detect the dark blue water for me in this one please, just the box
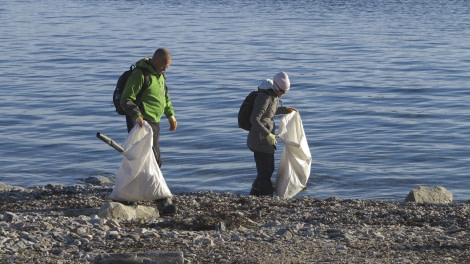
[0,0,469,201]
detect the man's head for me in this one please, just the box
[273,72,290,97]
[151,48,172,74]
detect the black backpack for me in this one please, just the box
[113,64,149,115]
[238,90,261,131]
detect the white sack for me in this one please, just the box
[275,112,312,199]
[110,122,172,202]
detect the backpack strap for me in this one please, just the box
[133,68,150,108]
[140,68,150,92]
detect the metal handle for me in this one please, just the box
[96,132,125,153]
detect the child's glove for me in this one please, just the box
[266,133,277,145]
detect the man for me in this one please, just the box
[247,72,296,197]
[120,48,177,168]
[120,48,177,213]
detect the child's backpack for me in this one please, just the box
[113,64,149,115]
[238,90,261,131]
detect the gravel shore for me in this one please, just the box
[1,184,469,263]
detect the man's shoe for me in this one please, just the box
[155,198,176,215]
[161,204,177,215]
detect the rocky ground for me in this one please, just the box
[0,184,469,263]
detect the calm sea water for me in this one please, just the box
[1,0,469,201]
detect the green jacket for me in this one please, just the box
[120,58,175,122]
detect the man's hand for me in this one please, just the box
[286,107,297,114]
[168,116,177,132]
[136,116,144,127]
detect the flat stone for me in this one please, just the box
[64,208,100,217]
[98,202,159,220]
[93,251,184,264]
[82,176,114,186]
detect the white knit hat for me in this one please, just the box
[258,79,273,89]
[273,72,290,92]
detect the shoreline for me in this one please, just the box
[1,184,469,263]
[3,178,468,204]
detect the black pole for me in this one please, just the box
[96,132,125,153]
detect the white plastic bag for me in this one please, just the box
[110,121,172,201]
[275,112,312,199]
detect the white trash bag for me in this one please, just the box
[276,111,312,199]
[110,121,172,201]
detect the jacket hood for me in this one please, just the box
[135,57,157,75]
[257,87,277,97]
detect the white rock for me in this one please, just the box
[405,186,453,204]
[98,202,159,220]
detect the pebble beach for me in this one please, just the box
[1,183,469,263]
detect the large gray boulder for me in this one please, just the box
[0,182,26,192]
[405,186,453,204]
[98,202,159,220]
